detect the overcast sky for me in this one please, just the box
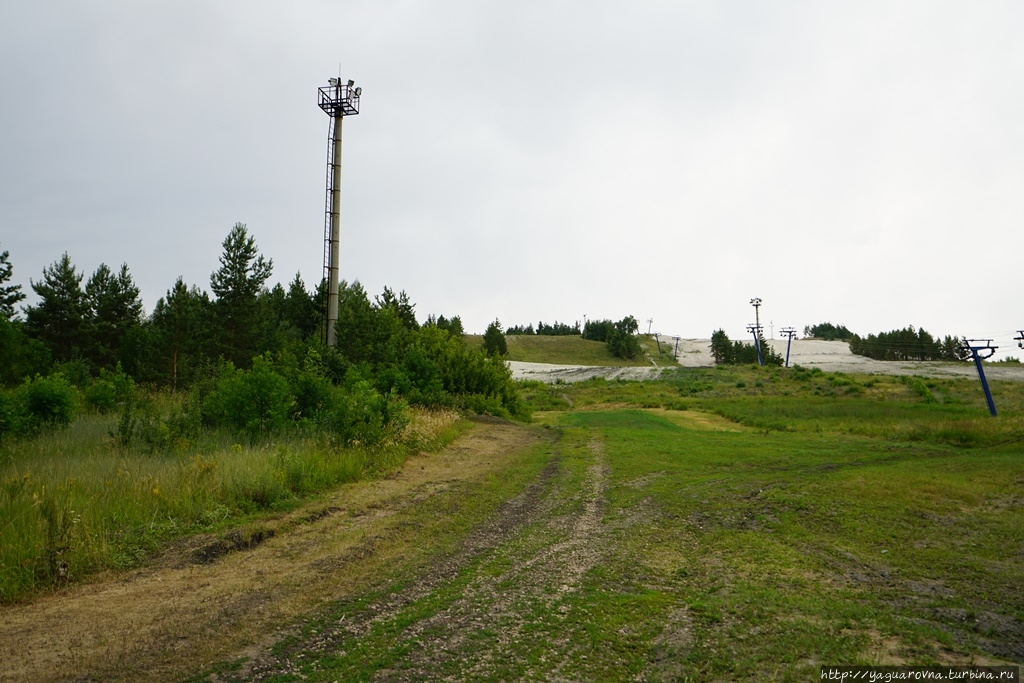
[2,1,1022,355]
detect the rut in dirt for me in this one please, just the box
[232,430,612,682]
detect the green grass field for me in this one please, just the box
[188,365,1023,680]
[464,333,657,366]
[5,352,1024,679]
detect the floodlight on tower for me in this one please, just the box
[317,76,362,345]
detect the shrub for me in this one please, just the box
[84,378,118,413]
[214,356,293,436]
[325,380,407,446]
[290,369,334,423]
[21,374,78,429]
[0,390,18,437]
[84,366,135,414]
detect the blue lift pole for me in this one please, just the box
[780,327,797,368]
[747,324,764,366]
[961,339,998,417]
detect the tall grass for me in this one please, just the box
[0,407,462,603]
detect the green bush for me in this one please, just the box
[290,369,334,423]
[84,366,135,414]
[0,390,17,437]
[213,356,293,436]
[21,374,78,429]
[325,380,407,447]
[84,378,118,413]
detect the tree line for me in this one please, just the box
[506,320,580,336]
[848,326,964,362]
[583,317,642,360]
[803,322,853,340]
[0,226,526,439]
[710,329,784,366]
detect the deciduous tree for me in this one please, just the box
[607,316,641,359]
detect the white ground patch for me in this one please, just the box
[509,339,1024,383]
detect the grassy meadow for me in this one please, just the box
[187,364,1024,680]
[4,352,1024,679]
[0,404,465,603]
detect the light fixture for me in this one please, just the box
[328,77,339,86]
[347,79,355,87]
[354,87,362,96]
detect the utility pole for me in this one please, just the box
[959,339,998,416]
[318,76,362,346]
[746,323,764,366]
[779,327,797,368]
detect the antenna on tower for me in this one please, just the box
[317,74,362,346]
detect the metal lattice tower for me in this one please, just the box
[318,77,361,345]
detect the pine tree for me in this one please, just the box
[483,319,507,356]
[152,277,211,390]
[376,287,419,330]
[0,245,26,320]
[283,272,319,340]
[85,263,143,368]
[24,253,89,362]
[210,223,273,366]
[335,280,382,365]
